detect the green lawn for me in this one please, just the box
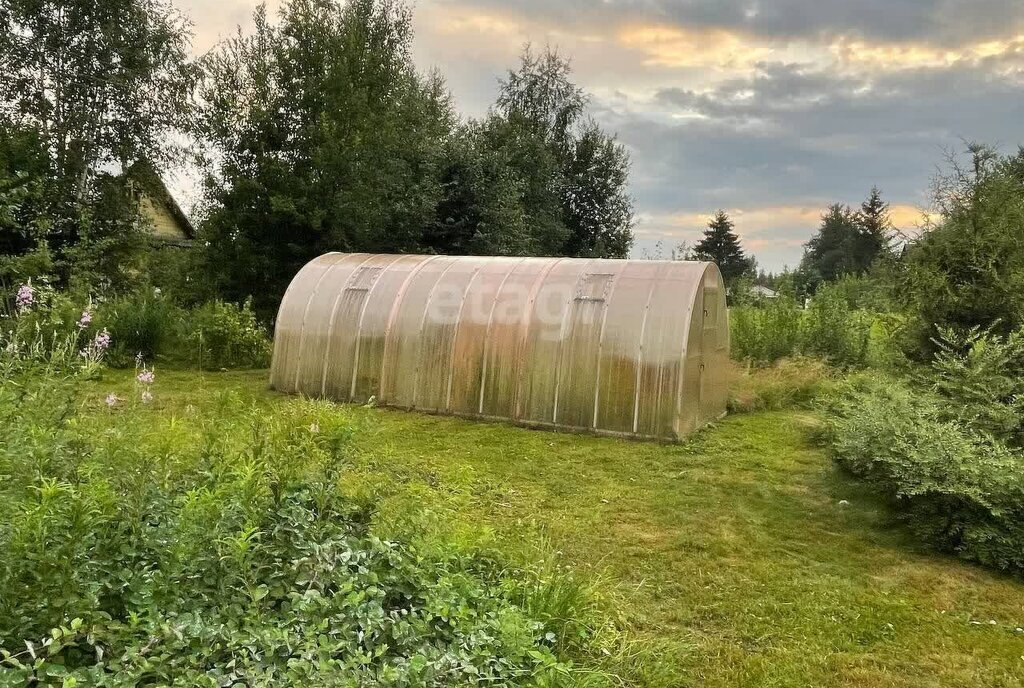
[92,367,1024,687]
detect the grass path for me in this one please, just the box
[99,368,1024,687]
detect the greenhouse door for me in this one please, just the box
[699,279,722,419]
[555,272,614,428]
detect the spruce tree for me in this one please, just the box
[855,186,891,260]
[691,210,752,283]
[797,204,859,293]
[797,188,891,294]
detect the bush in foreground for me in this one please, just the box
[0,331,601,686]
[822,327,1024,574]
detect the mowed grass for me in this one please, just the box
[90,367,1024,687]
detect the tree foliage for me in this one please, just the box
[0,0,196,288]
[200,23,635,316]
[398,42,637,261]
[560,120,634,258]
[491,46,634,258]
[0,0,195,183]
[198,0,451,315]
[902,145,1024,355]
[0,122,50,270]
[798,188,892,294]
[424,122,530,255]
[691,210,752,284]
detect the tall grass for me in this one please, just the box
[730,298,803,364]
[97,290,181,365]
[95,292,271,369]
[727,358,831,413]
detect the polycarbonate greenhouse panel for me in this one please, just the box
[271,253,729,441]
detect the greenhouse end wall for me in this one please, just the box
[270,253,729,441]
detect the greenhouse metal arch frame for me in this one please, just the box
[270,253,729,441]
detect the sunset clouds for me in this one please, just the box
[173,0,1024,269]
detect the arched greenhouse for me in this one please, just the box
[270,253,729,440]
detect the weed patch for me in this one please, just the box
[0,350,608,686]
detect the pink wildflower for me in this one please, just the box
[137,369,155,384]
[105,393,119,407]
[93,329,111,351]
[80,329,112,361]
[77,309,93,328]
[15,284,34,311]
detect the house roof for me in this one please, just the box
[121,161,195,239]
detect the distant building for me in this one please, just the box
[751,285,778,299]
[121,161,195,246]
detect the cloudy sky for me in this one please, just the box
[173,0,1024,270]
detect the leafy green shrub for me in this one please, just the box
[730,283,880,368]
[864,312,910,370]
[0,361,597,684]
[926,325,1024,446]
[97,290,183,366]
[823,325,1024,575]
[809,273,887,311]
[798,283,872,366]
[730,297,802,364]
[823,375,1024,574]
[94,294,270,369]
[186,298,271,369]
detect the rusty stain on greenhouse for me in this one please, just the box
[270,253,729,441]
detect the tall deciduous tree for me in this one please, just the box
[692,210,752,284]
[490,46,634,258]
[199,0,452,315]
[0,122,49,257]
[561,121,634,258]
[425,122,529,256]
[1,0,195,189]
